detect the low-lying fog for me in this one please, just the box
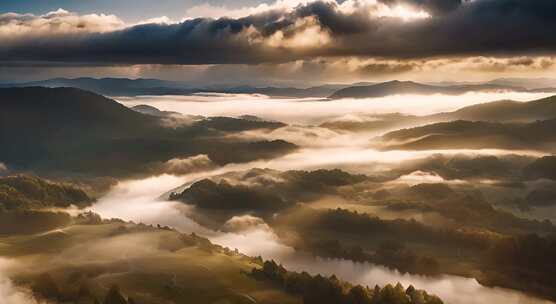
[1,258,37,304]
[89,93,556,304]
[90,175,552,304]
[117,92,553,124]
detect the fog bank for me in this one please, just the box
[118,92,553,125]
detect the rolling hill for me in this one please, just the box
[430,95,556,122]
[0,87,296,177]
[378,119,556,151]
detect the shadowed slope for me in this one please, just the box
[0,87,296,177]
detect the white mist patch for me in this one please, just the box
[117,92,553,125]
[221,215,272,233]
[90,174,212,234]
[89,172,295,257]
[394,170,448,185]
[249,147,546,174]
[226,125,362,148]
[157,155,216,175]
[211,228,295,258]
[0,258,38,304]
[89,163,281,232]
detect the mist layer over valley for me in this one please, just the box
[118,91,554,125]
[82,92,556,303]
[2,89,556,304]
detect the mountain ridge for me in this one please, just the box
[0,87,296,177]
[9,78,556,99]
[329,80,529,99]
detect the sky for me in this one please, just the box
[0,0,275,22]
[0,0,555,85]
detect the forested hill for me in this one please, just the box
[0,87,296,177]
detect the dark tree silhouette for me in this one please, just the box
[103,285,128,304]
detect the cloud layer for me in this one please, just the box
[1,0,556,66]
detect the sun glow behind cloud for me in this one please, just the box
[376,5,430,20]
[184,0,431,21]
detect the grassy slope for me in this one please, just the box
[0,222,301,304]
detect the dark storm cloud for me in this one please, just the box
[356,61,418,75]
[1,0,556,65]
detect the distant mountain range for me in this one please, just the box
[486,77,556,90]
[4,77,554,99]
[0,77,195,96]
[0,77,349,98]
